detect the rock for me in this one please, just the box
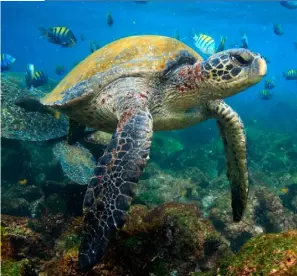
[179,167,211,189]
[281,183,297,213]
[1,138,30,183]
[99,203,229,275]
[208,188,297,251]
[208,190,261,251]
[255,188,296,233]
[30,212,66,245]
[138,173,197,206]
[42,203,230,276]
[1,215,52,261]
[1,259,36,276]
[1,197,31,217]
[2,185,42,202]
[41,180,86,217]
[218,230,297,275]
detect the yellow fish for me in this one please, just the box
[18,179,28,185]
[54,111,61,120]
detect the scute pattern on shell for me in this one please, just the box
[41,35,202,105]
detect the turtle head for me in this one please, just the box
[199,48,267,99]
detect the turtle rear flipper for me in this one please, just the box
[15,96,61,120]
[206,100,248,222]
[15,97,50,114]
[78,106,153,271]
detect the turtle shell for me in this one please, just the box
[41,35,202,105]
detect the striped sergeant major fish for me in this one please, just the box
[259,89,273,100]
[216,36,227,53]
[40,26,77,47]
[283,69,297,80]
[25,64,48,89]
[193,33,216,55]
[1,53,16,71]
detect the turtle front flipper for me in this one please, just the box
[206,100,248,222]
[78,107,153,270]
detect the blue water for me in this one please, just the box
[2,1,297,134]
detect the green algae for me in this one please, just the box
[218,231,297,275]
[1,223,29,239]
[1,259,31,276]
[56,231,81,252]
[1,224,8,239]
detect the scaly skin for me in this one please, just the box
[79,106,152,271]
[204,100,248,222]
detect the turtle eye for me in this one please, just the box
[231,54,253,66]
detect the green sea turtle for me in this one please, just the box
[15,35,267,270]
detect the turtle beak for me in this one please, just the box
[247,55,267,85]
[255,56,267,77]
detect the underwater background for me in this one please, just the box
[1,1,297,275]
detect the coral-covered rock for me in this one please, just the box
[281,183,297,213]
[1,138,31,183]
[41,180,86,217]
[106,203,229,275]
[43,247,82,276]
[1,215,52,261]
[208,190,260,251]
[1,197,31,217]
[1,259,36,276]
[218,230,297,276]
[255,188,296,233]
[179,167,211,190]
[42,203,229,276]
[2,184,42,202]
[208,188,297,251]
[30,212,66,246]
[138,173,197,206]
